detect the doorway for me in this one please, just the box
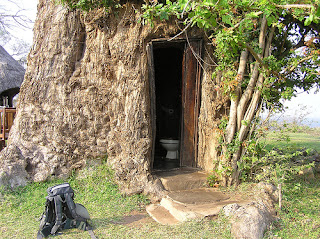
[147,39,202,170]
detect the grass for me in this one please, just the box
[264,176,320,239]
[0,164,232,239]
[262,128,320,238]
[0,129,319,238]
[1,166,318,239]
[265,131,320,151]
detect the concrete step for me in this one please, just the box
[146,188,249,224]
[155,167,209,191]
[146,203,180,225]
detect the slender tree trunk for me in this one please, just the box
[236,15,267,131]
[224,16,276,186]
[221,49,248,187]
[225,49,249,143]
[236,64,260,130]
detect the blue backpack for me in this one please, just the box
[37,183,97,239]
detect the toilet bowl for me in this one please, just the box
[160,139,179,159]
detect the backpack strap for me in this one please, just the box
[88,229,98,239]
[37,197,55,239]
[65,192,83,221]
[50,195,63,234]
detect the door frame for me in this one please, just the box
[147,38,202,169]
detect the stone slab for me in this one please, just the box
[155,167,209,191]
[146,203,180,225]
[167,188,230,204]
[160,189,250,222]
[149,169,251,224]
[160,197,201,221]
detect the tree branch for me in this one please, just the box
[245,43,265,66]
[275,4,314,10]
[283,54,314,75]
[264,25,275,57]
[168,19,193,41]
[237,64,260,130]
[259,15,268,52]
[228,11,263,32]
[238,24,275,141]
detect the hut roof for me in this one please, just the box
[0,45,25,94]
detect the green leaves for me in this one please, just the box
[140,3,175,27]
[221,14,232,26]
[304,14,314,26]
[58,0,120,12]
[316,5,320,17]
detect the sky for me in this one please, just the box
[2,0,320,127]
[3,0,37,38]
[1,0,37,56]
[275,88,320,127]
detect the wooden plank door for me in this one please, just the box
[147,43,156,169]
[180,40,202,167]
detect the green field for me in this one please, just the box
[265,130,320,151]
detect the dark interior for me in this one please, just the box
[153,45,184,169]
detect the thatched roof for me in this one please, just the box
[0,45,25,94]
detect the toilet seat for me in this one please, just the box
[160,139,179,144]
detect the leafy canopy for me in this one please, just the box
[141,0,319,101]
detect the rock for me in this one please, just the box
[146,204,180,225]
[155,168,209,191]
[298,167,315,179]
[253,182,278,216]
[221,183,278,239]
[0,145,29,188]
[230,202,273,239]
[222,203,241,217]
[255,182,278,202]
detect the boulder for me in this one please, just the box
[222,183,278,239]
[0,145,29,189]
[229,202,273,239]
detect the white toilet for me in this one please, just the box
[160,139,180,159]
